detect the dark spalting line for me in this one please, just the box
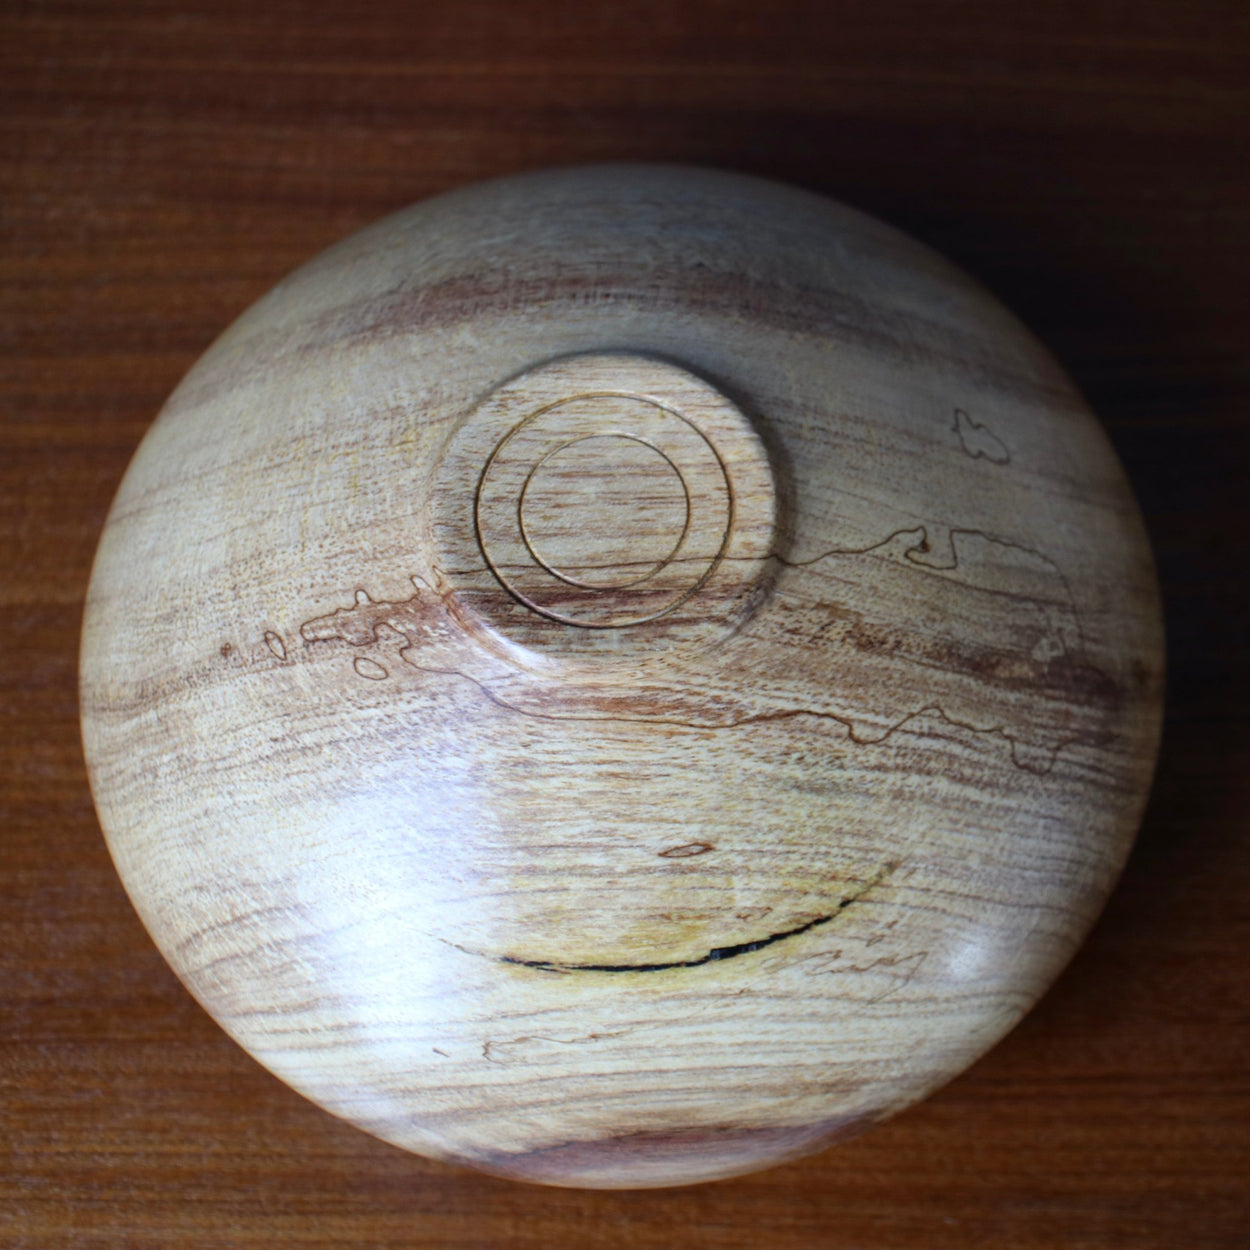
[493,872,891,975]
[481,529,1090,658]
[301,522,1095,662]
[297,526,1083,625]
[953,408,1011,465]
[479,523,1084,637]
[400,655,1077,776]
[775,524,1088,654]
[298,611,1080,775]
[291,516,1114,776]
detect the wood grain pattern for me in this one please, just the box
[79,165,1162,1187]
[3,0,1249,1241]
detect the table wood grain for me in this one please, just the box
[2,1,1248,1245]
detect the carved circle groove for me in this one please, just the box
[477,393,732,627]
[518,434,692,590]
[431,352,778,660]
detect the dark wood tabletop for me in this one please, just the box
[3,2,1248,1246]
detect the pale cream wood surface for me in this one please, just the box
[79,165,1163,1189]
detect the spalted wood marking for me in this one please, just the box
[80,165,1163,1189]
[953,408,1011,464]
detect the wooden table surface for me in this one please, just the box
[3,2,1248,1246]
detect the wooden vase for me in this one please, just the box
[80,164,1163,1188]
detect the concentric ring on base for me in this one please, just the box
[430,352,778,663]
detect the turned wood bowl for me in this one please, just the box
[80,164,1163,1188]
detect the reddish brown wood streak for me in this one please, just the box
[472,1111,883,1188]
